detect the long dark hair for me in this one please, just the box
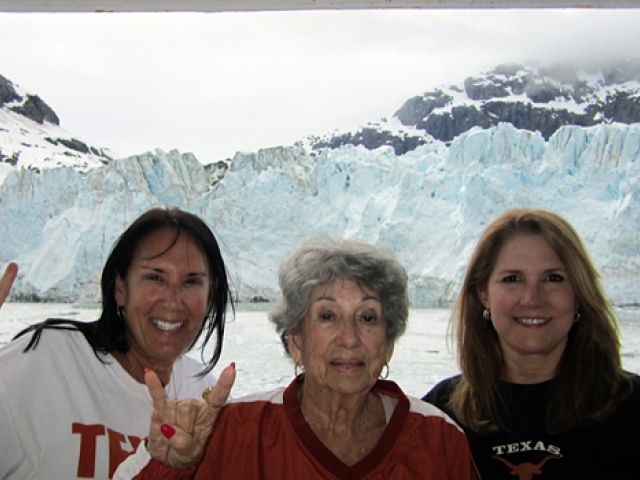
[16,207,234,375]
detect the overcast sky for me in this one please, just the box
[0,8,639,164]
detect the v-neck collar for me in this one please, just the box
[283,375,409,478]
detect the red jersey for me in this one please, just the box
[132,377,478,479]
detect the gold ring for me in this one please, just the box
[202,386,214,403]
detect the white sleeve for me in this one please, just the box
[0,344,30,478]
[0,382,27,477]
[113,441,152,479]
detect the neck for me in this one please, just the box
[113,350,173,386]
[298,381,387,466]
[502,355,560,384]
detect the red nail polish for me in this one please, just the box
[230,362,236,369]
[160,424,176,439]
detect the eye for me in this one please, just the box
[315,309,335,322]
[359,311,380,324]
[501,274,519,283]
[547,273,565,282]
[184,276,205,286]
[144,273,163,282]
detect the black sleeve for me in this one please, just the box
[422,375,461,415]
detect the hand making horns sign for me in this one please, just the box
[144,362,236,469]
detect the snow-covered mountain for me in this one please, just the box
[1,63,639,307]
[308,59,640,154]
[0,74,114,184]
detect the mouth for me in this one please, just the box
[152,318,185,332]
[514,317,550,326]
[331,359,364,370]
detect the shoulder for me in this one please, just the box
[422,375,461,404]
[407,395,464,432]
[213,387,287,429]
[1,325,92,359]
[229,386,286,405]
[0,327,98,394]
[622,372,640,405]
[628,371,640,388]
[374,379,464,432]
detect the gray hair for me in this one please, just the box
[269,235,409,356]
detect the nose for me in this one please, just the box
[520,283,544,307]
[337,318,360,348]
[163,283,183,309]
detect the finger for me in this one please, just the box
[165,403,215,469]
[144,369,172,462]
[193,402,216,447]
[145,369,166,413]
[0,262,18,307]
[175,398,202,435]
[205,362,236,410]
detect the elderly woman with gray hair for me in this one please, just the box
[116,236,478,479]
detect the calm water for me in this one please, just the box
[1,303,639,398]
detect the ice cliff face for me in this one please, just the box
[0,65,639,307]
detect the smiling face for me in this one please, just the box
[114,228,211,370]
[288,278,394,398]
[479,234,577,382]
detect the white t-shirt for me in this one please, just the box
[0,327,217,479]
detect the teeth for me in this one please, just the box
[516,317,549,325]
[334,362,361,368]
[152,319,183,331]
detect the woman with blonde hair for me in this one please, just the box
[424,208,640,479]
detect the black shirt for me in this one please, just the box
[424,374,640,480]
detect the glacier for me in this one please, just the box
[1,121,638,308]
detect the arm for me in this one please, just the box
[113,363,236,479]
[0,262,17,308]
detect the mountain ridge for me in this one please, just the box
[308,59,640,155]
[2,59,640,178]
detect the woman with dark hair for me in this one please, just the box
[424,208,640,479]
[116,236,478,480]
[0,207,234,479]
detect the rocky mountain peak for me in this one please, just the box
[0,74,114,182]
[394,59,640,143]
[0,74,60,125]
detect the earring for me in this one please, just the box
[294,363,305,378]
[379,363,389,380]
[574,312,581,322]
[482,309,491,320]
[117,306,126,322]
